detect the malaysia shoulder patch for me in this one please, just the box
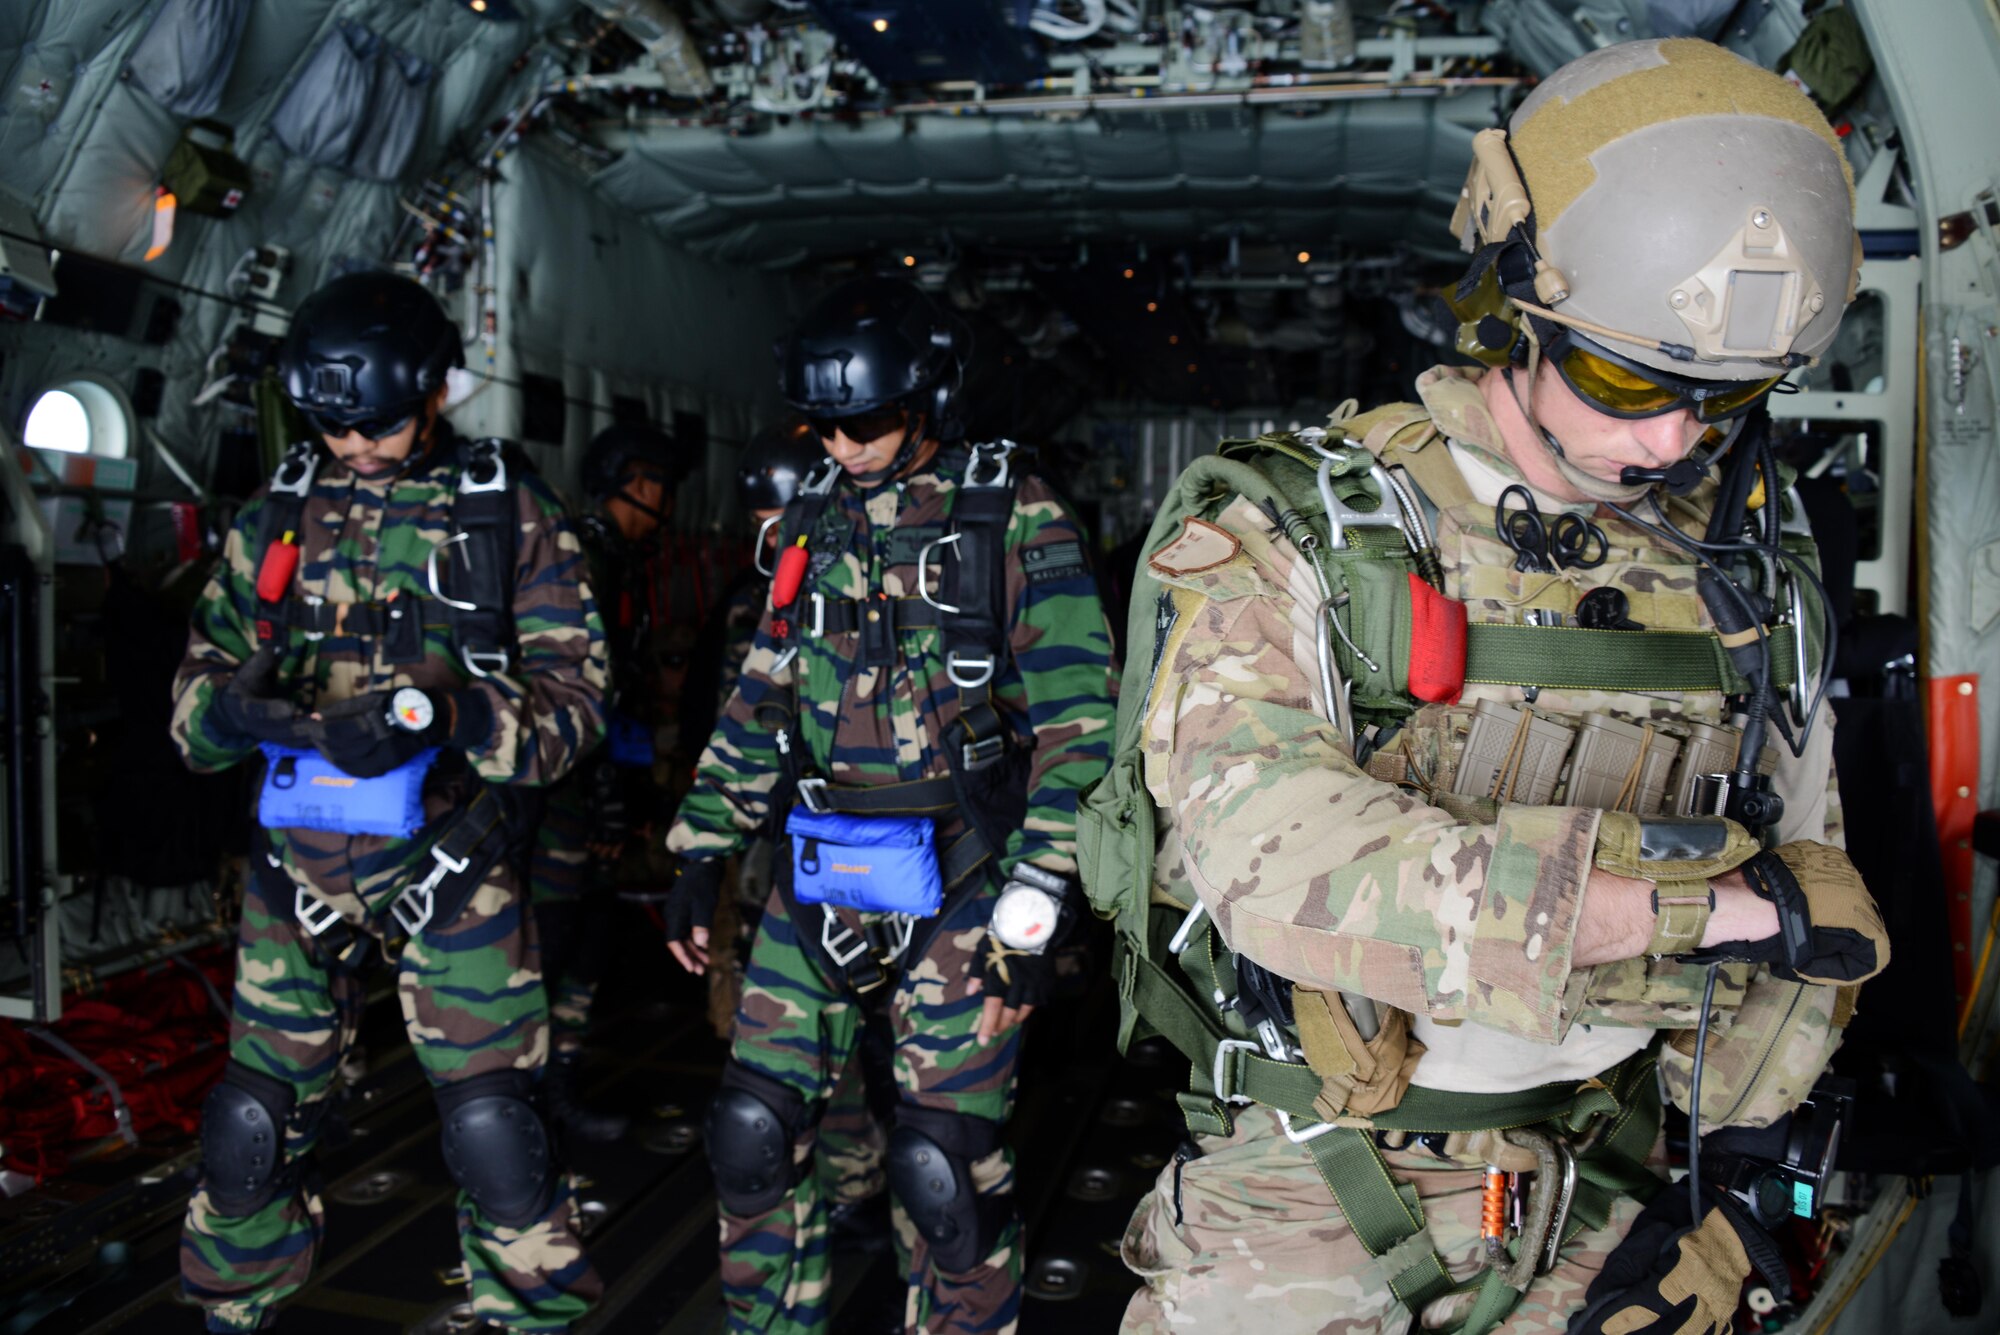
[1148,517,1241,576]
[1023,539,1088,584]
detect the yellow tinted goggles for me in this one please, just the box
[1556,340,1781,423]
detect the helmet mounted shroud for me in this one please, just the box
[280,272,463,442]
[777,277,966,485]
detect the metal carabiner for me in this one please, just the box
[917,532,963,613]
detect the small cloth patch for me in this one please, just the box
[1148,517,1240,576]
[1024,539,1088,584]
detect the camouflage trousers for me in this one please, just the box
[529,799,606,1060]
[719,841,887,1211]
[722,886,1024,1335]
[1120,1106,1651,1334]
[181,868,602,1333]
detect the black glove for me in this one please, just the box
[208,645,312,747]
[979,938,1059,1010]
[308,687,450,783]
[663,858,723,945]
[1568,1185,1785,1335]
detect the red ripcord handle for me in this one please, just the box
[256,536,300,603]
[1406,572,1468,704]
[772,538,810,609]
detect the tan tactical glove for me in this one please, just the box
[1568,1189,1779,1335]
[1697,841,1890,986]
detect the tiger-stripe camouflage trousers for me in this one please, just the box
[180,869,602,1333]
[721,885,1025,1335]
[1120,1105,1653,1334]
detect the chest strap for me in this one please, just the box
[1466,622,1800,694]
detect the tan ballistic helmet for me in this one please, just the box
[1450,39,1861,381]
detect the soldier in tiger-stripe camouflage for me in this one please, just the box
[170,273,605,1333]
[664,278,1118,1335]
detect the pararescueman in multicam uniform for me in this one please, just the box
[171,272,606,1333]
[1083,39,1893,1335]
[662,276,1119,1335]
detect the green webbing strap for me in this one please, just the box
[1465,623,1799,694]
[1306,1128,1458,1315]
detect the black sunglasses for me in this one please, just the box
[303,406,420,442]
[804,403,908,444]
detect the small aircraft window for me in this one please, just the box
[21,377,132,459]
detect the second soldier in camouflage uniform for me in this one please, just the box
[664,279,1118,1334]
[1092,41,1891,1335]
[527,422,687,1143]
[172,274,606,1333]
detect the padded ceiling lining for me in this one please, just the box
[592,92,1495,266]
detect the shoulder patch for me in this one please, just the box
[1148,517,1241,577]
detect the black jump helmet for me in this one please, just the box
[280,271,463,440]
[581,422,684,533]
[776,277,964,483]
[736,420,824,512]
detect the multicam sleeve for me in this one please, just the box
[666,605,795,863]
[460,475,607,786]
[169,499,265,773]
[1154,588,1599,1045]
[997,476,1120,880]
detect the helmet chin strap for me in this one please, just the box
[1504,342,1660,506]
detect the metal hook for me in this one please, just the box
[426,532,478,612]
[917,532,963,613]
[752,515,784,578]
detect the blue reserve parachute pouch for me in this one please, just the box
[788,808,943,916]
[258,743,437,838]
[605,712,655,768]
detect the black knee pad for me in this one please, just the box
[706,1063,808,1217]
[886,1105,1014,1275]
[435,1070,556,1229]
[201,1063,298,1217]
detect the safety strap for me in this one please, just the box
[797,772,962,817]
[804,595,946,638]
[25,1026,138,1148]
[442,437,515,679]
[1465,623,1801,694]
[939,441,1020,774]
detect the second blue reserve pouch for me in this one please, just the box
[258,744,437,838]
[605,711,655,768]
[788,808,943,917]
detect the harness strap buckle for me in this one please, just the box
[1212,1038,1258,1108]
[389,842,469,939]
[946,652,994,690]
[797,777,829,813]
[961,733,1005,770]
[809,590,826,639]
[294,886,345,937]
[965,440,1016,490]
[820,908,869,967]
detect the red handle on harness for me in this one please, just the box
[772,538,810,610]
[256,535,300,603]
